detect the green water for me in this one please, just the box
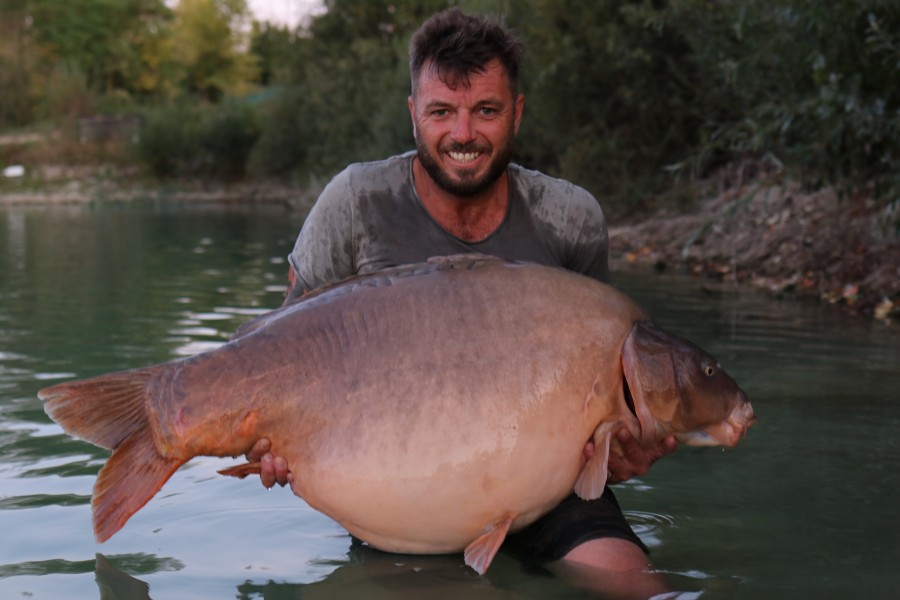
[1,203,898,599]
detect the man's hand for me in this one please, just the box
[583,429,678,485]
[247,438,292,488]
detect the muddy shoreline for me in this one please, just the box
[609,180,899,324]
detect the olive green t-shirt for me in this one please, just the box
[288,151,609,292]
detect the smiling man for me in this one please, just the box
[410,56,522,207]
[251,8,675,596]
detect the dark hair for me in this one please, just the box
[409,8,524,96]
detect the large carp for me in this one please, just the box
[40,254,755,574]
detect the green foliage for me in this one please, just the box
[171,0,258,101]
[248,0,442,177]
[0,0,33,126]
[198,101,260,178]
[138,103,204,178]
[517,0,715,207]
[245,0,900,210]
[249,22,294,86]
[246,88,312,176]
[663,0,900,205]
[4,0,900,212]
[27,0,173,98]
[138,101,259,178]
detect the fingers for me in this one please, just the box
[259,453,276,489]
[259,452,293,489]
[248,438,293,489]
[639,434,678,464]
[606,451,628,485]
[605,430,632,484]
[273,455,292,485]
[606,431,678,484]
[583,440,596,460]
[247,438,271,462]
[654,435,679,461]
[615,429,645,469]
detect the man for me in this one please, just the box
[249,8,676,595]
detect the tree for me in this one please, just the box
[27,0,173,97]
[249,21,295,86]
[171,0,258,101]
[518,0,712,205]
[0,0,33,125]
[250,0,457,177]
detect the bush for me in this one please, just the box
[138,101,260,178]
[198,102,260,179]
[138,103,203,178]
[663,0,900,206]
[247,88,311,177]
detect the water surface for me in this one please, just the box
[1,203,897,599]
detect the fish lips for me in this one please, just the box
[677,395,756,447]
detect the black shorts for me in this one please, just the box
[504,488,648,566]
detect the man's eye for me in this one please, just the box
[479,107,497,116]
[431,109,449,117]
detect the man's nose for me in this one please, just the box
[450,112,476,143]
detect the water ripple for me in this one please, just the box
[0,493,90,510]
[0,553,184,579]
[0,557,96,578]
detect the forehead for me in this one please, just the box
[415,58,513,102]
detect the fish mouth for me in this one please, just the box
[677,400,757,447]
[723,401,757,446]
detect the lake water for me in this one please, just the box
[1,202,898,599]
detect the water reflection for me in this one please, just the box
[96,555,151,600]
[95,543,589,600]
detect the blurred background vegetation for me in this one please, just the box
[1,0,898,218]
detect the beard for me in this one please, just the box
[414,130,515,198]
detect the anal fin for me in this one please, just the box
[464,513,515,575]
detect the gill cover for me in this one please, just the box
[622,320,750,446]
[621,321,679,445]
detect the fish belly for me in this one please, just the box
[290,393,596,554]
[237,259,641,553]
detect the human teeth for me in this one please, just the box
[449,152,479,162]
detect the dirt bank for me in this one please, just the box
[608,178,899,323]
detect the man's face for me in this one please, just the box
[408,59,524,198]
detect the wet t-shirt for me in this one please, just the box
[288,151,609,291]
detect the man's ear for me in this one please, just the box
[513,93,525,135]
[408,95,418,138]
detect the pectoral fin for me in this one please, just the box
[464,513,514,575]
[574,421,618,500]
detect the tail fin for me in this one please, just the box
[39,367,186,542]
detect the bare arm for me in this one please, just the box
[282,265,305,306]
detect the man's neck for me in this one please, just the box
[411,157,510,243]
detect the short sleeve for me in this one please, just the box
[564,190,609,283]
[287,168,358,292]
